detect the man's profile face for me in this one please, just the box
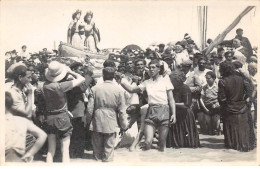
[20,71,32,86]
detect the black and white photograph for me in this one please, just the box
[1,0,259,166]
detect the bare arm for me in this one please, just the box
[68,69,85,88]
[199,98,209,112]
[22,121,47,161]
[120,78,142,93]
[167,90,176,124]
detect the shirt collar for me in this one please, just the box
[104,80,114,83]
[149,75,162,82]
[207,81,217,89]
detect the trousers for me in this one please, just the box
[91,131,116,162]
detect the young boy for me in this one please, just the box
[199,71,221,135]
[5,92,47,162]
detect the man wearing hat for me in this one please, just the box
[235,28,253,58]
[42,61,85,162]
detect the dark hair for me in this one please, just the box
[12,65,27,82]
[84,11,93,22]
[134,58,146,66]
[72,10,81,20]
[224,51,233,58]
[236,28,243,33]
[82,66,93,77]
[219,61,235,77]
[22,45,27,49]
[217,47,224,53]
[103,59,116,68]
[70,62,83,70]
[198,57,206,63]
[150,51,159,59]
[148,59,164,75]
[207,39,213,44]
[103,67,115,81]
[233,60,243,69]
[206,71,216,80]
[5,92,13,110]
[159,44,165,48]
[194,53,203,59]
[170,71,186,85]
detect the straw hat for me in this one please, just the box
[45,61,68,82]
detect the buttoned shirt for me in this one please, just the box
[8,85,27,115]
[89,81,127,133]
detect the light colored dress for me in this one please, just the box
[84,23,97,53]
[72,33,85,49]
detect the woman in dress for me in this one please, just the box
[67,9,81,45]
[71,24,86,49]
[120,59,176,152]
[43,61,85,162]
[218,61,251,152]
[83,11,100,53]
[167,71,200,148]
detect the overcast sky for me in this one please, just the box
[1,1,259,54]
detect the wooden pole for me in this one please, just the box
[205,6,255,55]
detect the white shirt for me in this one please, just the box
[234,46,247,63]
[175,51,190,67]
[18,51,30,59]
[5,113,28,155]
[138,75,173,105]
[193,67,211,87]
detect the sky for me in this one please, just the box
[1,1,259,55]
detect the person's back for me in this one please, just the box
[222,74,246,112]
[92,81,124,113]
[43,81,72,112]
[5,92,47,162]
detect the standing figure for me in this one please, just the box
[167,71,200,148]
[71,24,86,49]
[87,67,128,162]
[120,59,176,152]
[67,9,81,45]
[218,61,251,152]
[83,11,100,53]
[235,28,253,59]
[43,61,85,162]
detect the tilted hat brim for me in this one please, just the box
[45,64,68,82]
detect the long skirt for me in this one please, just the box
[85,35,97,53]
[166,108,200,148]
[223,111,251,152]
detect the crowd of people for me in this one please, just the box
[5,28,258,163]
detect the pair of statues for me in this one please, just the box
[67,10,100,53]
